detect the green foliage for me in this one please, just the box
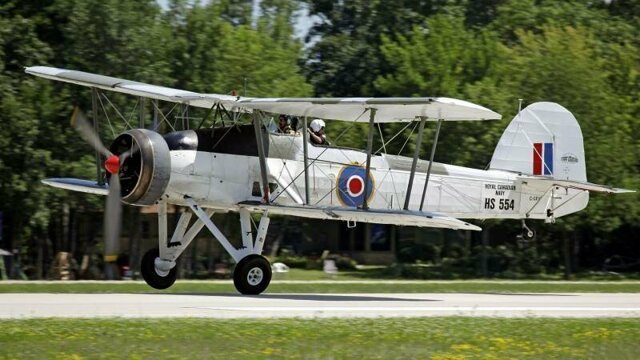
[374,15,505,165]
[49,0,173,82]
[367,2,638,274]
[207,24,311,97]
[271,252,310,269]
[0,10,60,248]
[494,26,639,231]
[168,2,310,97]
[376,15,497,98]
[304,0,441,96]
[0,0,311,277]
[0,0,638,277]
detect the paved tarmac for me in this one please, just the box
[2,292,640,319]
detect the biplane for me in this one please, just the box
[26,66,632,294]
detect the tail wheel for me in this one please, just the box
[520,220,536,242]
[141,248,177,290]
[522,227,536,241]
[233,255,272,295]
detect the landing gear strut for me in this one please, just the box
[141,198,273,295]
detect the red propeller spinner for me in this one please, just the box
[104,154,120,175]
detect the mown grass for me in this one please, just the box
[2,280,640,294]
[1,317,639,359]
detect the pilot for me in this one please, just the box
[308,119,328,145]
[277,114,294,134]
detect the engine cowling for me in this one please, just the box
[109,129,171,205]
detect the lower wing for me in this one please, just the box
[42,178,109,196]
[238,202,481,231]
[41,178,481,231]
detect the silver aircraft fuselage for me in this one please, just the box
[164,132,588,220]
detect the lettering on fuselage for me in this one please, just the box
[482,182,518,212]
[484,198,495,209]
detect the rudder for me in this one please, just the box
[489,102,586,182]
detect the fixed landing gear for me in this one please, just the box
[519,219,536,242]
[142,199,273,294]
[233,255,272,295]
[141,248,177,290]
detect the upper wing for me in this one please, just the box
[25,66,501,122]
[25,66,240,109]
[238,202,481,231]
[237,97,501,122]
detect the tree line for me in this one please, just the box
[0,0,638,278]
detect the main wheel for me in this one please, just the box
[233,255,272,295]
[141,248,177,290]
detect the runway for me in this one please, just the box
[2,292,640,319]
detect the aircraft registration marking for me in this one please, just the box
[482,182,519,212]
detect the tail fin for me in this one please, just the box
[489,102,586,182]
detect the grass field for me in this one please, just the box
[1,317,639,359]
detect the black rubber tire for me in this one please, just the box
[233,255,272,295]
[140,248,177,290]
[521,228,536,241]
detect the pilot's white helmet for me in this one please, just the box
[310,119,325,132]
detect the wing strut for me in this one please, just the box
[91,88,104,185]
[419,118,443,211]
[302,116,311,204]
[404,116,427,210]
[195,103,216,129]
[152,99,159,130]
[139,97,145,128]
[253,110,270,203]
[361,108,377,210]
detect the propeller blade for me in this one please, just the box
[71,106,112,157]
[103,172,122,263]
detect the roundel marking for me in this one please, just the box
[346,175,364,197]
[337,165,374,207]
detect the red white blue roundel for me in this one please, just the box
[337,165,374,207]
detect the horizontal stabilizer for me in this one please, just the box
[519,176,634,194]
[42,178,109,196]
[238,202,481,231]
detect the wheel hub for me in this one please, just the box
[154,257,173,277]
[247,267,264,286]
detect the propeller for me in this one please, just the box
[70,107,112,158]
[70,107,126,268]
